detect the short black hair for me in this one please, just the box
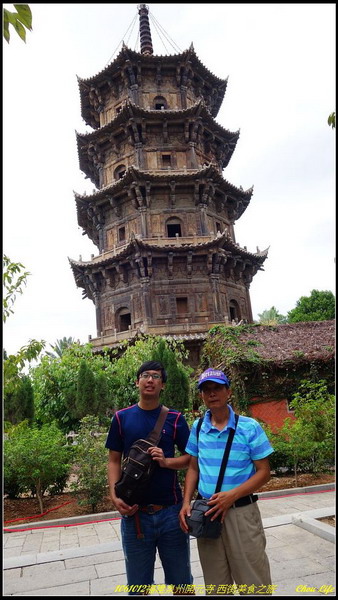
[137,361,167,383]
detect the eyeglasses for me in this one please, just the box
[139,372,162,380]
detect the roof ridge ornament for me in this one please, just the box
[138,4,153,56]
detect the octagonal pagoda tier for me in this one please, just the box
[73,165,252,251]
[69,231,268,346]
[76,100,239,189]
[77,43,227,130]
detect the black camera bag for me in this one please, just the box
[114,406,169,505]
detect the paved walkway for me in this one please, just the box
[3,485,335,596]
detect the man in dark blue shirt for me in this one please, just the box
[106,361,193,595]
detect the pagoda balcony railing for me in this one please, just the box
[86,234,216,263]
[88,319,230,350]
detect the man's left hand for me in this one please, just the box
[148,446,167,467]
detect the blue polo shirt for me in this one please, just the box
[185,404,274,499]
[105,403,190,505]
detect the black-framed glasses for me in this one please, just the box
[139,372,162,380]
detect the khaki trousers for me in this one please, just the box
[197,502,272,595]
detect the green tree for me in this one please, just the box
[70,415,109,513]
[31,343,115,432]
[287,289,335,322]
[95,371,111,424]
[4,339,45,397]
[4,421,70,512]
[328,112,335,129]
[76,360,97,418]
[257,306,287,325]
[3,4,32,43]
[4,374,34,425]
[290,379,335,470]
[3,254,31,322]
[263,379,334,484]
[109,336,192,410]
[46,336,79,358]
[151,338,191,414]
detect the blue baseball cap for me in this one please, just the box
[197,368,230,389]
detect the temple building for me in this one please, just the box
[69,4,268,352]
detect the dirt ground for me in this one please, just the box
[3,472,335,527]
[318,516,335,527]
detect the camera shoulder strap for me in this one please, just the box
[146,405,169,445]
[214,413,239,493]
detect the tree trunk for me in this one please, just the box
[293,460,298,487]
[35,479,44,514]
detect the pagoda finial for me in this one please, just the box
[138,4,153,55]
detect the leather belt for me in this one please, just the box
[232,494,258,508]
[138,504,168,514]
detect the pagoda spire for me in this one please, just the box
[138,4,153,55]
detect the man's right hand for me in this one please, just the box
[113,496,139,516]
[179,500,191,533]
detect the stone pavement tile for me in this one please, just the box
[77,525,96,536]
[4,548,26,559]
[41,528,61,536]
[267,523,313,543]
[22,560,66,577]
[191,561,204,579]
[3,568,22,581]
[60,531,79,540]
[273,575,335,597]
[90,573,127,595]
[59,536,80,547]
[20,539,41,554]
[292,539,334,561]
[270,555,332,583]
[265,531,290,549]
[39,542,62,553]
[65,549,124,569]
[77,535,101,547]
[4,564,97,595]
[312,555,336,571]
[268,542,312,562]
[59,543,81,550]
[4,536,26,549]
[95,558,130,578]
[12,580,90,596]
[300,574,336,595]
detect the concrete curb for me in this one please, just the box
[292,513,335,543]
[4,483,335,531]
[257,482,335,498]
[263,505,335,529]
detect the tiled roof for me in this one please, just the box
[68,230,268,270]
[76,100,238,143]
[212,320,335,364]
[74,164,253,203]
[77,44,227,88]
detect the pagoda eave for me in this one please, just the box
[77,45,228,128]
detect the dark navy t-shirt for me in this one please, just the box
[105,403,190,506]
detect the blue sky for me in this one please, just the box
[3,3,335,355]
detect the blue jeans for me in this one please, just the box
[121,503,193,594]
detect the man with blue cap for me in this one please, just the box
[179,368,274,595]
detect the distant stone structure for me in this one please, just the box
[69,4,268,351]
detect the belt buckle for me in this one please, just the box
[147,504,156,514]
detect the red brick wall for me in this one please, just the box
[249,397,296,431]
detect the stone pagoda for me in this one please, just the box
[69,4,268,353]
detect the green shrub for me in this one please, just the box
[70,415,109,513]
[4,421,71,511]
